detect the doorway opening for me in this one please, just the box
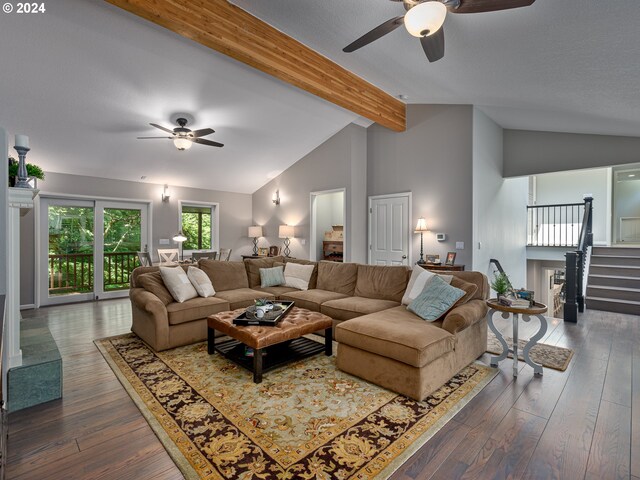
[612,165,640,244]
[310,189,346,262]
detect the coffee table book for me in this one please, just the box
[233,301,295,326]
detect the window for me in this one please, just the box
[180,203,216,251]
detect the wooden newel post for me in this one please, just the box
[564,251,578,323]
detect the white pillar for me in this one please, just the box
[5,188,39,370]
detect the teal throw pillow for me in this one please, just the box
[407,275,466,322]
[260,266,285,288]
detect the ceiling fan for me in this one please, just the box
[137,116,224,150]
[343,0,536,63]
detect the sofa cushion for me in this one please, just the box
[283,262,315,291]
[316,262,358,295]
[321,296,401,321]
[160,266,199,303]
[244,256,285,288]
[408,276,466,322]
[280,289,348,312]
[260,266,285,287]
[199,260,249,291]
[187,266,215,298]
[354,264,409,302]
[283,258,318,289]
[214,288,275,310]
[335,306,455,368]
[166,296,230,326]
[253,286,301,298]
[137,271,174,306]
[402,266,453,305]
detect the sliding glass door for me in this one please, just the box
[40,198,149,305]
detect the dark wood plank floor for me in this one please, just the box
[7,300,640,480]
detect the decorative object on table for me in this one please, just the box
[486,332,574,372]
[12,135,38,188]
[279,224,295,257]
[257,247,269,256]
[268,245,280,256]
[445,251,456,266]
[486,299,548,377]
[515,288,535,306]
[8,155,44,188]
[414,217,429,265]
[323,225,344,241]
[172,230,187,261]
[96,332,496,480]
[425,254,440,264]
[233,300,295,326]
[490,271,511,298]
[247,225,263,256]
[254,298,274,318]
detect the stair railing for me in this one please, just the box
[564,196,593,322]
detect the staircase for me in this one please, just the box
[587,246,640,315]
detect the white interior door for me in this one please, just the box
[369,193,411,265]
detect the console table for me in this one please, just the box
[486,299,547,377]
[419,263,465,272]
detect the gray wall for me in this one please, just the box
[368,105,474,267]
[504,129,640,177]
[252,124,367,262]
[472,109,528,290]
[21,172,252,304]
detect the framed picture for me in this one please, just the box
[268,245,280,256]
[257,247,269,256]
[426,254,440,264]
[445,252,456,266]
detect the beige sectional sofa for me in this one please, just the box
[129,256,489,401]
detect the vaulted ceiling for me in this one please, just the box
[2,0,639,194]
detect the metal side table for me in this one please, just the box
[486,299,548,377]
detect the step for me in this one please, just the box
[586,285,640,302]
[587,274,640,288]
[586,296,640,315]
[589,265,640,278]
[592,246,640,256]
[590,254,640,267]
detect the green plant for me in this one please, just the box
[255,298,269,306]
[8,157,45,181]
[491,272,511,296]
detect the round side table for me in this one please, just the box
[486,299,548,377]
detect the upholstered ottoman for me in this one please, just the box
[208,307,333,382]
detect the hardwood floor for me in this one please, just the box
[6,300,640,479]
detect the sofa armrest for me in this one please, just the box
[130,288,170,350]
[442,299,488,335]
[130,288,166,315]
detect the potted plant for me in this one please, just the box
[8,156,45,187]
[254,298,273,318]
[490,272,511,300]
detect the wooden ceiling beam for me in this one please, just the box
[104,0,406,131]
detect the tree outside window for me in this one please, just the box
[181,205,212,250]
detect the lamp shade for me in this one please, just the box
[414,217,428,233]
[404,1,447,38]
[248,225,263,238]
[173,230,187,242]
[173,137,192,151]
[279,225,295,239]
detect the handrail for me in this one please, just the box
[527,201,586,247]
[564,196,593,322]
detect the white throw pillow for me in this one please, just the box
[401,265,453,305]
[187,266,215,298]
[160,266,198,303]
[283,263,315,291]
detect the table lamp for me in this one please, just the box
[248,225,263,256]
[414,217,428,265]
[278,225,295,258]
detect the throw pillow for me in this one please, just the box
[187,266,215,298]
[407,275,466,322]
[137,271,174,306]
[283,262,315,291]
[450,276,478,307]
[160,266,198,303]
[402,265,453,305]
[260,266,285,288]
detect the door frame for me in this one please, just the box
[177,200,220,256]
[35,192,153,307]
[309,188,347,262]
[367,192,412,265]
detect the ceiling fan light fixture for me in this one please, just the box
[404,1,447,38]
[173,137,192,151]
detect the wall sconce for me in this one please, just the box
[279,224,295,257]
[272,189,280,205]
[162,184,171,202]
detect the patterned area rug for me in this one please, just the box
[96,334,497,480]
[486,332,574,371]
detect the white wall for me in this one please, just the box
[252,124,367,262]
[534,168,611,245]
[472,109,528,290]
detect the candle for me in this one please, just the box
[15,134,29,149]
